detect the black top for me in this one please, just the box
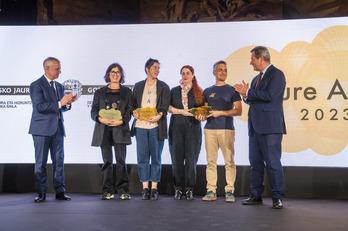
[169,86,203,127]
[105,88,121,110]
[91,85,133,146]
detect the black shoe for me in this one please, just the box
[174,190,182,200]
[242,194,262,205]
[186,190,193,201]
[141,188,150,200]
[55,192,71,201]
[272,198,283,209]
[34,193,46,203]
[150,188,158,200]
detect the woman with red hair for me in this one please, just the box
[168,65,204,200]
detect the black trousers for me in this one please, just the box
[100,127,129,195]
[169,116,202,191]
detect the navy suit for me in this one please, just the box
[29,75,70,194]
[245,65,286,200]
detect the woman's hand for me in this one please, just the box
[195,114,206,121]
[133,111,139,120]
[147,113,163,123]
[107,120,123,127]
[182,108,194,117]
[98,117,111,125]
[98,117,123,127]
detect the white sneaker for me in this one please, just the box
[120,194,131,200]
[101,192,114,200]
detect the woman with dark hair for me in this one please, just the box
[91,63,132,200]
[168,65,204,200]
[132,58,170,200]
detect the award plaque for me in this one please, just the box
[134,107,158,120]
[189,106,213,117]
[99,109,123,121]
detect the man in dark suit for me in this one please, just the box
[234,46,286,209]
[29,57,76,203]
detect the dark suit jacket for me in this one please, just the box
[29,75,70,137]
[131,79,170,140]
[91,85,132,146]
[245,65,287,135]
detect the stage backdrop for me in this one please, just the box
[0,17,347,166]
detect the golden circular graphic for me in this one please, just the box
[226,25,348,156]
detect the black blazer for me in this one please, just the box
[169,86,202,127]
[131,79,170,140]
[91,85,132,146]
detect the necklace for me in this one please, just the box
[145,80,156,105]
[146,80,156,94]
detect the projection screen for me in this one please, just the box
[0,17,347,166]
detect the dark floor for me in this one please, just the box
[0,193,347,231]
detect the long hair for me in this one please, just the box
[180,65,204,106]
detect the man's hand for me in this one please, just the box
[207,110,222,118]
[234,80,249,98]
[60,93,75,106]
[68,94,77,104]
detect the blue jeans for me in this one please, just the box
[135,127,164,183]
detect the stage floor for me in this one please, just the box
[0,193,347,231]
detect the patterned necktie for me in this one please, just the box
[255,72,263,89]
[50,81,62,119]
[50,81,58,100]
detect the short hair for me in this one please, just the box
[144,58,160,74]
[213,60,226,71]
[43,57,60,70]
[251,46,271,62]
[104,63,126,84]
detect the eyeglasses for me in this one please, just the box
[110,71,121,75]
